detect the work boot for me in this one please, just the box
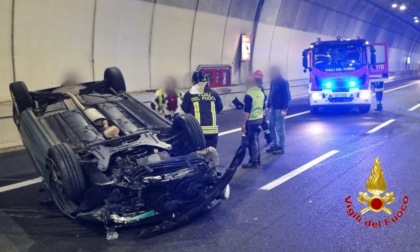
[273,148,285,155]
[266,145,279,153]
[264,133,272,145]
[242,162,258,168]
[375,104,383,111]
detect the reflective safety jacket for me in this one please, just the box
[244,86,265,121]
[181,84,223,135]
[151,88,184,120]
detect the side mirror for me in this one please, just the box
[302,49,309,71]
[370,46,376,66]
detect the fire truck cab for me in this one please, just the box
[302,37,388,113]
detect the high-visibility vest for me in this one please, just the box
[246,86,265,121]
[155,88,183,108]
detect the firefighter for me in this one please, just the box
[151,77,184,120]
[253,70,272,144]
[372,81,384,111]
[181,71,223,148]
[241,77,265,168]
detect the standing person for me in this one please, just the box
[182,71,223,148]
[266,67,291,155]
[253,70,271,144]
[151,77,184,120]
[241,77,265,168]
[372,81,384,111]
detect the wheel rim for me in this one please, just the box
[47,158,64,195]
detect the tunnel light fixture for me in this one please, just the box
[391,3,398,8]
[416,19,420,24]
[399,4,407,11]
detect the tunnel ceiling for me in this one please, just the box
[148,0,419,50]
[275,0,420,49]
[372,0,420,25]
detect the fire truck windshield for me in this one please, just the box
[313,44,366,72]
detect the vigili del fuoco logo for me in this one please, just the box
[345,157,409,228]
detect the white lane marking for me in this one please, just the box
[219,128,241,136]
[384,81,419,93]
[0,177,42,193]
[259,150,340,191]
[284,110,310,119]
[408,104,420,111]
[366,119,395,134]
[219,111,310,136]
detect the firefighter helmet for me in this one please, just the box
[192,71,207,85]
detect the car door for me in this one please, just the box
[368,42,389,82]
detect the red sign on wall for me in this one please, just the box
[198,65,231,88]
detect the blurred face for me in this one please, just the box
[165,77,177,90]
[245,76,257,89]
[269,67,281,79]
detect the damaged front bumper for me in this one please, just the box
[74,146,246,239]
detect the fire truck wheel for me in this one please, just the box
[359,105,370,114]
[310,106,320,114]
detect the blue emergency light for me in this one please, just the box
[324,81,333,89]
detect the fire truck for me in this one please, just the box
[302,37,388,113]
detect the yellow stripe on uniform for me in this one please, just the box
[210,101,216,126]
[202,125,219,134]
[193,101,201,124]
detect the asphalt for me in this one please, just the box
[0,78,420,252]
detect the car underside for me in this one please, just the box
[9,67,245,239]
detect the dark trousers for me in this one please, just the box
[246,119,262,163]
[374,82,384,103]
[205,134,218,148]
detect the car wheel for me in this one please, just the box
[9,81,33,126]
[172,114,206,152]
[47,143,85,214]
[104,67,126,92]
[359,105,370,114]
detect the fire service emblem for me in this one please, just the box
[344,157,409,228]
[358,157,394,214]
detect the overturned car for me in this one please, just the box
[10,67,244,239]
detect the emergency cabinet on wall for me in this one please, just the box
[197,65,232,88]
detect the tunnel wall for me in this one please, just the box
[0,0,419,102]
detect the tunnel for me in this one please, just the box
[0,0,419,251]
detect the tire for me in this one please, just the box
[359,105,370,114]
[47,143,85,210]
[9,81,33,126]
[172,114,206,151]
[310,106,319,114]
[104,67,126,92]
